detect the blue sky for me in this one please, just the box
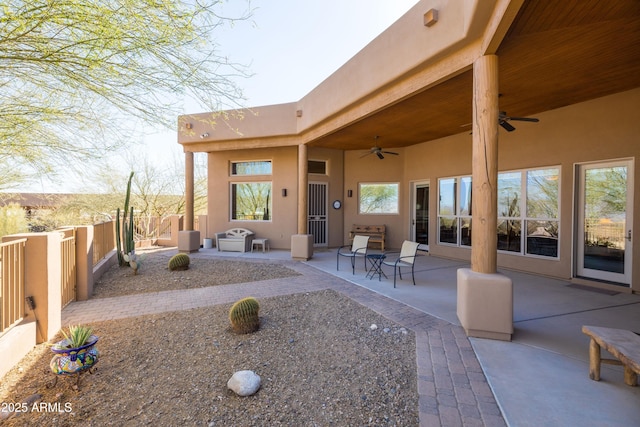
[24,0,418,193]
[214,0,418,107]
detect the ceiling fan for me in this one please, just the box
[461,111,540,132]
[499,111,539,132]
[361,136,399,159]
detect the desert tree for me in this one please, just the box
[0,0,251,189]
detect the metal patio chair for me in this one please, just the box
[337,235,370,274]
[382,240,421,288]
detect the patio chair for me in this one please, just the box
[382,240,421,288]
[337,235,370,274]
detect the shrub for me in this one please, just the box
[229,297,260,334]
[168,253,190,271]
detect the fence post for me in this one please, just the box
[75,226,94,301]
[3,232,63,343]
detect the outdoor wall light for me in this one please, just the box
[200,133,209,139]
[347,189,353,198]
[282,189,287,197]
[424,9,438,27]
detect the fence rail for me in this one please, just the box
[0,239,26,336]
[93,221,115,266]
[59,229,77,308]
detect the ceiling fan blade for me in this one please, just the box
[376,151,384,159]
[499,120,516,132]
[510,117,539,122]
[382,151,399,155]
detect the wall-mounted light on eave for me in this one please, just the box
[296,109,303,117]
[185,123,192,129]
[424,9,438,27]
[200,133,209,139]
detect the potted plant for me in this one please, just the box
[49,325,100,377]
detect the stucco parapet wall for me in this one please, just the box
[178,0,512,148]
[179,103,299,148]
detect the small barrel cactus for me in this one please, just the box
[229,297,260,334]
[168,253,190,271]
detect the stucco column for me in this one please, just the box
[471,54,499,274]
[457,54,513,341]
[178,150,200,252]
[297,144,308,234]
[184,150,195,231]
[291,144,313,260]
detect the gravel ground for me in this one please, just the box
[0,249,418,426]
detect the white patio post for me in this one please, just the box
[291,143,313,259]
[457,54,513,341]
[178,150,200,252]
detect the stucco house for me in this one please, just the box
[177,0,639,337]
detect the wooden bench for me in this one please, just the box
[582,325,640,386]
[349,225,385,251]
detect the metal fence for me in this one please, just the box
[58,228,77,308]
[0,239,26,336]
[93,221,116,266]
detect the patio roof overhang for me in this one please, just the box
[306,0,640,151]
[178,0,640,153]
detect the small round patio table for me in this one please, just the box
[366,253,387,281]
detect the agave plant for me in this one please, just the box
[60,325,94,349]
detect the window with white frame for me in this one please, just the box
[438,167,559,257]
[231,182,272,221]
[524,168,559,257]
[230,160,272,221]
[359,183,399,214]
[437,177,472,246]
[230,161,272,176]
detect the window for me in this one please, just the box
[438,167,559,257]
[231,161,272,176]
[308,160,327,175]
[438,178,457,244]
[359,183,399,214]
[497,172,522,252]
[525,168,559,257]
[231,183,272,221]
[497,167,560,257]
[438,177,472,246]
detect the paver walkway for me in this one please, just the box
[63,259,506,427]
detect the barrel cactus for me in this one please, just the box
[168,253,190,271]
[229,297,260,334]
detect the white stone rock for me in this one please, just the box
[227,370,261,396]
[370,324,378,330]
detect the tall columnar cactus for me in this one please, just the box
[229,297,260,334]
[116,172,135,267]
